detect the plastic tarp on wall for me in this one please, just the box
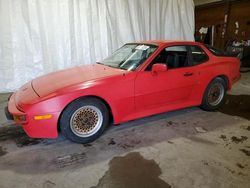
[0,0,194,92]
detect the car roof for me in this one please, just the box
[127,40,203,46]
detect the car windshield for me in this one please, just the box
[100,44,158,71]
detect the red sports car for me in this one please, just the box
[5,41,240,143]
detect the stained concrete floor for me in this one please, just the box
[0,72,250,188]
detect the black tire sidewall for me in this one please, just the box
[60,98,109,143]
[201,78,227,111]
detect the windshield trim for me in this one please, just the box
[126,42,159,48]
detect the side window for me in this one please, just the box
[165,46,188,68]
[190,46,209,65]
[146,46,189,70]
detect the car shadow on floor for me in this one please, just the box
[0,103,247,175]
[0,92,250,174]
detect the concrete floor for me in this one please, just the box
[0,72,249,188]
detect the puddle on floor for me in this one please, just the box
[239,149,250,156]
[0,125,42,147]
[231,136,248,144]
[93,152,171,188]
[0,146,7,157]
[15,136,42,147]
[219,95,250,120]
[0,126,26,141]
[236,163,245,169]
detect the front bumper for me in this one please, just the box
[5,93,59,139]
[5,106,13,121]
[5,93,27,124]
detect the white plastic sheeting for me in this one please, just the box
[0,0,194,92]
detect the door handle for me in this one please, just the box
[184,72,193,77]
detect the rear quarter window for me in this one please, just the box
[205,45,229,56]
[190,46,209,65]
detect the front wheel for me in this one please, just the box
[60,98,109,143]
[201,77,227,111]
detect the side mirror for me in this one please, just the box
[152,63,167,74]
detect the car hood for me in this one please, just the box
[32,64,125,98]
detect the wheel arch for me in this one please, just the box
[216,74,230,90]
[57,95,114,132]
[205,74,230,92]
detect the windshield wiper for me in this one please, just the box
[97,62,128,71]
[106,64,128,70]
[118,66,128,70]
[96,62,104,65]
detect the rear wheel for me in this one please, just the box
[60,98,109,143]
[201,77,227,111]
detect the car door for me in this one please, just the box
[134,45,198,111]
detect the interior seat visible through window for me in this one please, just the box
[165,51,179,68]
[146,45,189,71]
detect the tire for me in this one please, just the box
[201,77,227,111]
[60,98,109,143]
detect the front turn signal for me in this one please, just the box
[34,114,53,120]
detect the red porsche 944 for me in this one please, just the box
[5,41,240,143]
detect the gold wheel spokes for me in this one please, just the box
[70,106,103,138]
